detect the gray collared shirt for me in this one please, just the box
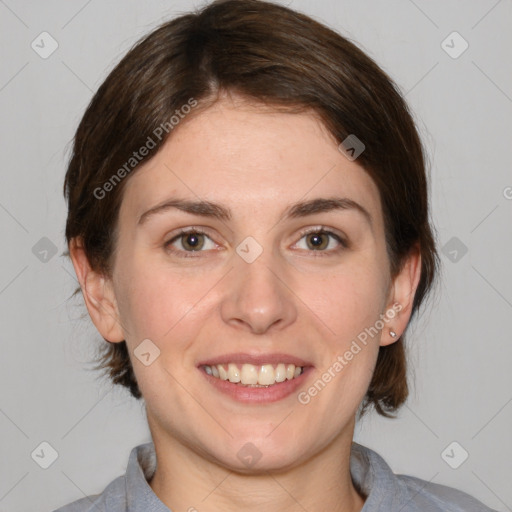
[53,441,498,511]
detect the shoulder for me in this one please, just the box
[52,474,126,512]
[52,442,156,512]
[350,442,498,512]
[395,473,499,512]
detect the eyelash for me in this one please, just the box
[163,226,348,259]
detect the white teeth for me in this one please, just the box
[240,364,258,384]
[275,363,287,383]
[203,362,304,386]
[258,364,275,385]
[227,363,241,383]
[218,364,228,380]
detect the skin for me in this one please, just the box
[70,93,421,512]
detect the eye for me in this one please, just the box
[163,226,348,259]
[164,228,218,258]
[294,227,348,255]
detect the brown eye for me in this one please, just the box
[164,228,217,257]
[305,232,330,250]
[295,228,348,254]
[180,232,205,251]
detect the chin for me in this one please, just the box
[205,432,308,474]
[222,450,304,475]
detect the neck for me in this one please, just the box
[148,419,366,512]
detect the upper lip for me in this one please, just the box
[197,352,313,368]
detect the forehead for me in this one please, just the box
[120,97,383,227]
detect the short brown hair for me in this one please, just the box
[64,0,439,417]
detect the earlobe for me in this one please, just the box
[381,244,422,347]
[69,237,125,343]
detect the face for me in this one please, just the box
[83,95,415,472]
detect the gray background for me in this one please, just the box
[0,1,511,511]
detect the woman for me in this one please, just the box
[55,0,497,510]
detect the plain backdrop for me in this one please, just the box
[0,1,511,511]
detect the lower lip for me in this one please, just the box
[199,366,314,404]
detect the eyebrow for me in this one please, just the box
[137,196,373,229]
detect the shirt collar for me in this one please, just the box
[350,442,418,511]
[124,441,419,511]
[125,441,170,511]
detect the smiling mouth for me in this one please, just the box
[201,362,304,387]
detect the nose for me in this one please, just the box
[220,249,298,335]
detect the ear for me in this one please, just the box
[380,243,422,347]
[69,237,125,343]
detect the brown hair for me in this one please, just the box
[64,0,439,417]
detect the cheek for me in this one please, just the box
[114,256,219,345]
[308,262,388,397]
[313,262,388,338]
[304,268,385,405]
